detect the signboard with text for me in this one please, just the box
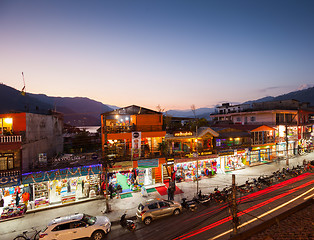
[131,131,141,160]
[137,159,159,168]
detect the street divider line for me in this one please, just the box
[209,187,314,240]
[173,180,314,240]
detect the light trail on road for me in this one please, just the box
[173,178,314,240]
[210,187,314,240]
[183,173,312,223]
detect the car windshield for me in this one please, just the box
[138,203,144,211]
[82,214,97,225]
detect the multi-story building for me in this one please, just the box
[0,112,63,187]
[101,105,166,187]
[164,126,219,181]
[211,99,314,161]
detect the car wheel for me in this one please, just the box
[91,230,105,240]
[13,236,27,240]
[144,217,152,225]
[173,208,180,215]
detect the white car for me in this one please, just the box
[40,213,111,240]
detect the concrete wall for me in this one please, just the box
[231,112,275,125]
[22,113,63,172]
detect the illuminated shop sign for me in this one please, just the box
[0,175,20,188]
[174,131,193,137]
[309,114,314,122]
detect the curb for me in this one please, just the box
[25,196,103,214]
[229,198,314,240]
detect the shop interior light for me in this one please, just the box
[115,115,119,119]
[4,118,13,124]
[126,117,129,120]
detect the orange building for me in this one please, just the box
[101,105,166,188]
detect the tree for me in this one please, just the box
[158,140,170,157]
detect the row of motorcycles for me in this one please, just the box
[181,164,310,211]
[181,187,232,211]
[119,164,310,230]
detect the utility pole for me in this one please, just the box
[195,126,199,196]
[285,124,289,166]
[102,115,110,213]
[231,174,239,235]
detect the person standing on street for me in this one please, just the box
[167,184,172,201]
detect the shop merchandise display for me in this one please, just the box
[0,204,26,219]
[175,159,217,182]
[0,187,28,220]
[34,183,49,208]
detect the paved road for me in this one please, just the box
[103,172,314,240]
[1,152,313,240]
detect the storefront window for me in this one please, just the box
[175,159,217,182]
[0,157,7,170]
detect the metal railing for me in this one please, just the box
[0,135,22,143]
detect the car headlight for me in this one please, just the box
[100,222,110,228]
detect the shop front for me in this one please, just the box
[173,155,218,182]
[106,158,164,195]
[107,161,134,194]
[135,158,161,186]
[21,164,102,210]
[217,149,245,171]
[249,145,275,164]
[0,171,27,220]
[276,141,295,157]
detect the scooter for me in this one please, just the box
[181,198,197,211]
[120,213,136,232]
[194,190,211,205]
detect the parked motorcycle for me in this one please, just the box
[120,213,136,232]
[213,188,227,203]
[194,190,211,205]
[181,198,197,211]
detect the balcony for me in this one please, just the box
[0,135,22,143]
[105,124,162,134]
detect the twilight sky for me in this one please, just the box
[1,0,313,111]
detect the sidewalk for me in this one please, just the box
[28,152,313,224]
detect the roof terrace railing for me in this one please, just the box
[0,135,22,143]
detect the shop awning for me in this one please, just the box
[22,164,103,184]
[251,125,275,132]
[197,127,219,138]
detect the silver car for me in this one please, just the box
[136,198,182,225]
[40,213,111,240]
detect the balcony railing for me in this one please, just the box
[0,135,22,143]
[106,125,163,134]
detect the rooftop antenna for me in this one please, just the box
[21,72,26,96]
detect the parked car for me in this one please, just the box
[39,213,111,240]
[136,198,182,225]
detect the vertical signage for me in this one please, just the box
[132,131,141,160]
